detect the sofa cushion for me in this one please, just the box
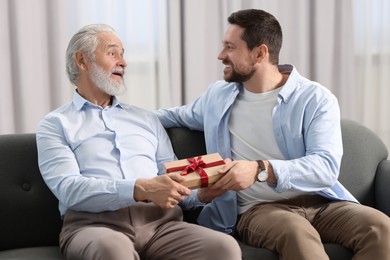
[0,246,62,260]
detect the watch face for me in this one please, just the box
[257,170,268,182]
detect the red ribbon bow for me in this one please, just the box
[181,157,209,187]
[166,156,225,188]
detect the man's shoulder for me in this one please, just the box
[120,103,161,126]
[36,101,75,133]
[207,80,240,95]
[42,101,74,119]
[210,80,238,89]
[120,103,154,116]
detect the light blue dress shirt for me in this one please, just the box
[156,64,358,234]
[36,91,201,217]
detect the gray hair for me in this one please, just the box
[65,24,118,86]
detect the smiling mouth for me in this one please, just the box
[223,65,232,72]
[222,60,232,68]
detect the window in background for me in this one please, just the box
[353,0,390,150]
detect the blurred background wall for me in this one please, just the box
[0,0,389,153]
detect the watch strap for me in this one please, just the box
[256,160,266,171]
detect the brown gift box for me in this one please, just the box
[164,153,226,189]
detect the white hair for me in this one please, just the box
[65,24,118,86]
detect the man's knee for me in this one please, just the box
[362,212,390,244]
[203,232,242,259]
[64,229,137,260]
[92,232,134,257]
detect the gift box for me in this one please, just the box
[164,153,226,189]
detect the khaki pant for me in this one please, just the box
[237,195,390,260]
[60,203,241,260]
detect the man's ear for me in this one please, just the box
[75,52,88,70]
[257,44,268,61]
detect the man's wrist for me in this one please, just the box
[197,189,210,203]
[256,160,269,182]
[263,160,277,184]
[134,179,148,202]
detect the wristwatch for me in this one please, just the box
[256,160,268,182]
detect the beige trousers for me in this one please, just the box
[60,203,241,260]
[237,195,390,260]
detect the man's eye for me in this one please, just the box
[222,45,233,51]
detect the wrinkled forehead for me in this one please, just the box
[96,32,124,53]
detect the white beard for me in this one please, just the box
[90,62,127,96]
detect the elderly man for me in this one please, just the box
[36,24,241,260]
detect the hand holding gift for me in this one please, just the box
[134,173,192,208]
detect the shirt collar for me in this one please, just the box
[277,64,300,103]
[72,90,123,110]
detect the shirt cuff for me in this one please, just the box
[180,189,206,209]
[115,179,137,205]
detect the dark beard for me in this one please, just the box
[224,68,256,83]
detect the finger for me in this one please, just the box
[174,189,190,201]
[167,172,186,182]
[221,179,237,191]
[210,174,230,189]
[170,199,178,207]
[173,182,191,196]
[165,173,191,195]
[218,160,235,173]
[179,187,191,196]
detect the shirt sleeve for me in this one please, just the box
[153,114,177,174]
[36,116,135,214]
[270,88,343,193]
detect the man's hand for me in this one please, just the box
[134,173,191,209]
[197,185,226,203]
[211,160,258,191]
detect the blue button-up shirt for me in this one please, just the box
[156,64,358,234]
[36,91,201,217]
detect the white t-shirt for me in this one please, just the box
[229,87,307,214]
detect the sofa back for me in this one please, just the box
[0,119,387,251]
[338,119,388,205]
[0,133,62,251]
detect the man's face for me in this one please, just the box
[218,25,257,83]
[90,61,126,96]
[90,32,127,96]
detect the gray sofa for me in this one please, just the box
[0,119,389,259]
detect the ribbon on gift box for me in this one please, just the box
[166,156,225,188]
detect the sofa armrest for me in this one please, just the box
[375,159,390,216]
